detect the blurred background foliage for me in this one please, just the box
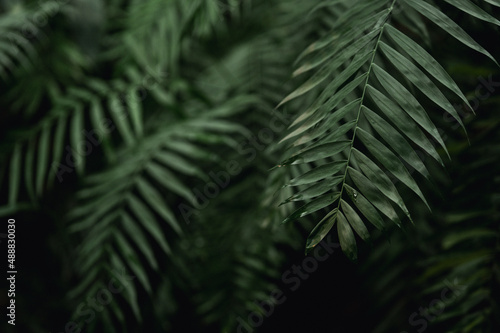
[0,0,498,332]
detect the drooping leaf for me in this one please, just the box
[279,141,350,166]
[70,106,85,175]
[291,99,361,147]
[287,73,368,132]
[379,42,465,129]
[47,115,68,185]
[282,176,344,204]
[356,127,431,210]
[404,0,499,66]
[372,64,449,158]
[347,166,400,225]
[114,231,152,294]
[344,184,385,230]
[341,199,370,241]
[337,210,357,261]
[36,124,51,196]
[127,88,144,137]
[282,192,340,224]
[145,161,198,205]
[385,24,473,112]
[352,148,411,220]
[367,85,443,166]
[443,0,500,27]
[306,210,338,252]
[319,119,357,144]
[362,106,431,181]
[135,177,183,234]
[127,194,173,255]
[285,160,347,186]
[120,212,159,270]
[109,93,135,147]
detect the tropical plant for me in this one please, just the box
[0,0,498,332]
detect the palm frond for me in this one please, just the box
[0,75,151,211]
[276,0,498,259]
[66,97,252,328]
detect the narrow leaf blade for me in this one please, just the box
[337,211,357,261]
[404,0,498,65]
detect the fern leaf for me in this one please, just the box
[278,0,498,259]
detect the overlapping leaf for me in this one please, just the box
[0,77,147,213]
[67,108,249,322]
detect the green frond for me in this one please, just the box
[0,74,153,211]
[1,0,498,331]
[66,99,251,325]
[276,0,498,259]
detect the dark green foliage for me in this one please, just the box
[0,0,499,332]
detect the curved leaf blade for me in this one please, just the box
[344,184,385,230]
[372,64,449,158]
[286,160,347,186]
[120,213,159,270]
[341,199,370,241]
[282,192,340,224]
[367,85,443,166]
[357,127,430,211]
[282,176,344,204]
[36,124,50,196]
[135,177,183,234]
[337,211,357,261]
[291,99,361,147]
[127,194,173,255]
[443,0,500,27]
[71,106,85,175]
[306,209,337,252]
[347,166,400,226]
[404,0,499,66]
[352,148,412,220]
[362,106,430,181]
[279,141,350,166]
[385,25,473,112]
[380,42,465,129]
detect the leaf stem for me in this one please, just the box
[335,0,397,214]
